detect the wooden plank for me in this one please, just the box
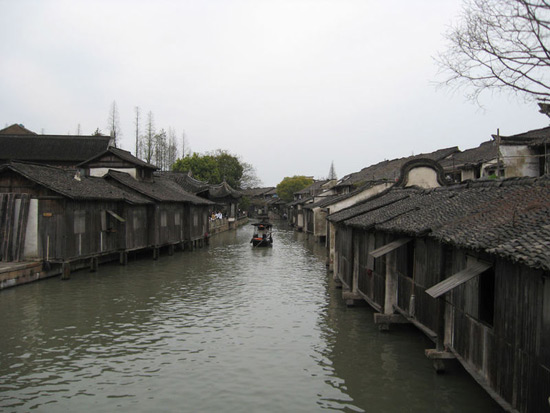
[15,195,30,261]
[426,261,492,298]
[2,194,15,261]
[0,194,6,261]
[369,237,411,258]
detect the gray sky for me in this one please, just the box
[2,0,548,186]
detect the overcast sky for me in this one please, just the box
[2,0,549,186]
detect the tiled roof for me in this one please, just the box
[339,176,550,271]
[0,134,111,164]
[314,181,383,209]
[79,147,157,170]
[0,162,151,204]
[439,141,497,170]
[160,171,210,194]
[488,224,550,270]
[328,188,414,223]
[296,179,329,195]
[208,181,242,199]
[498,126,550,146]
[336,146,459,188]
[304,194,338,209]
[0,124,37,135]
[107,170,213,205]
[287,196,313,207]
[241,187,275,197]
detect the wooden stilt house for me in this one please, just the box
[328,159,550,412]
[105,170,213,252]
[0,162,151,266]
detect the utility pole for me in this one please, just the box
[496,128,501,178]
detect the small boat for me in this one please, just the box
[250,219,273,247]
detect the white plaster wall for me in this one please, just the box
[405,167,440,188]
[462,169,475,181]
[500,145,539,177]
[330,183,391,214]
[89,167,137,178]
[23,199,39,258]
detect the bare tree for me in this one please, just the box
[154,128,168,170]
[327,161,337,180]
[143,111,155,164]
[240,161,262,189]
[134,106,141,157]
[181,130,190,158]
[167,127,179,170]
[107,100,121,147]
[437,0,550,102]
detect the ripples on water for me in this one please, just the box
[0,224,502,412]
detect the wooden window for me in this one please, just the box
[543,278,550,365]
[193,213,198,227]
[478,267,495,327]
[175,211,181,226]
[161,211,167,227]
[396,240,415,278]
[74,210,86,234]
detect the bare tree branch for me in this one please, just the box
[436,0,550,102]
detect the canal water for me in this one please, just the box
[0,223,502,412]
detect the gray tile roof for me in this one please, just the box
[337,176,550,271]
[296,179,330,195]
[439,141,497,170]
[79,147,158,170]
[208,181,242,199]
[498,126,550,146]
[336,147,459,188]
[159,171,210,195]
[241,187,275,197]
[327,188,409,223]
[0,134,111,164]
[313,181,384,209]
[0,162,151,204]
[107,170,213,205]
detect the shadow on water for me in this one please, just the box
[0,222,502,412]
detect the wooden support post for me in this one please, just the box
[168,244,175,256]
[424,296,453,374]
[119,251,128,265]
[342,290,364,307]
[90,257,98,272]
[61,263,70,280]
[436,297,446,351]
[153,247,159,260]
[384,251,398,315]
[425,349,455,374]
[374,313,408,331]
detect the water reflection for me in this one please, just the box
[0,223,501,412]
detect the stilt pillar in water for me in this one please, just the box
[120,251,128,265]
[168,244,175,256]
[61,263,71,280]
[342,290,364,307]
[425,297,454,373]
[373,313,408,332]
[90,257,98,272]
[425,349,455,374]
[153,247,159,260]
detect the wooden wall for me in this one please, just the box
[335,225,353,289]
[186,204,208,242]
[447,249,550,413]
[356,231,385,310]
[396,237,442,333]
